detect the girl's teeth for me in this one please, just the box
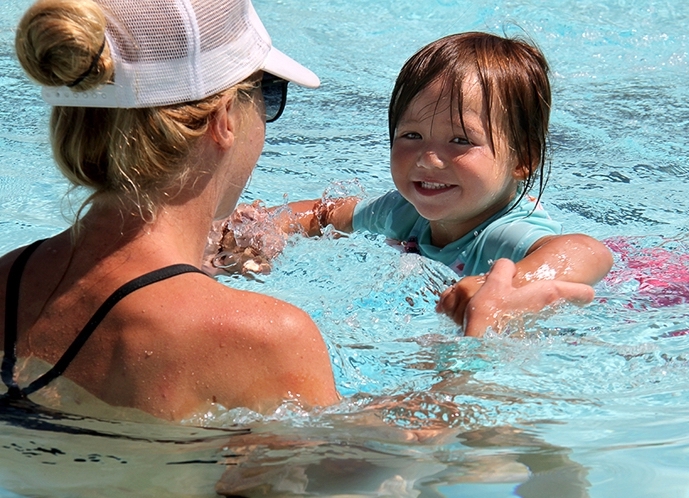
[420,181,451,189]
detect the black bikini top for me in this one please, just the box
[2,239,206,400]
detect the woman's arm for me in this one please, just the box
[460,258,596,337]
[437,234,612,333]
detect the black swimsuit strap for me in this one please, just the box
[3,244,205,399]
[22,263,206,397]
[2,239,46,396]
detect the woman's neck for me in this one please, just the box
[75,198,216,269]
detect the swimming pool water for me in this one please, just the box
[1,0,689,496]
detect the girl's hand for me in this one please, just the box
[441,259,595,337]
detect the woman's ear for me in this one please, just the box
[209,96,236,150]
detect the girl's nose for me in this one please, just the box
[417,150,445,169]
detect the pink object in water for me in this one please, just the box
[604,236,689,308]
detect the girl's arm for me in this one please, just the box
[437,233,613,333]
[283,197,359,236]
[209,197,359,274]
[225,196,359,238]
[517,233,614,285]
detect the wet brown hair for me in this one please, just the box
[388,32,552,205]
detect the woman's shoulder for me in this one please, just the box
[150,277,337,414]
[150,275,324,363]
[0,242,44,336]
[0,242,38,278]
[172,275,316,334]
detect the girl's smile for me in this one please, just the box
[415,181,455,193]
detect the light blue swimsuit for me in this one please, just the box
[352,191,562,276]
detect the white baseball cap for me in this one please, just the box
[41,0,319,108]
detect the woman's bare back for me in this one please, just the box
[0,233,338,420]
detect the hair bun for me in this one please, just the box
[15,0,113,90]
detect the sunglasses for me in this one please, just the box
[260,73,288,123]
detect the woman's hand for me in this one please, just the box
[209,200,296,275]
[439,259,595,337]
[209,197,360,275]
[435,274,485,326]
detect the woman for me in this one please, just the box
[0,0,593,421]
[1,0,340,420]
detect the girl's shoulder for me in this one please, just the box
[353,190,421,239]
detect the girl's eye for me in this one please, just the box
[451,136,471,145]
[399,131,422,140]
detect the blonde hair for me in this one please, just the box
[15,0,257,220]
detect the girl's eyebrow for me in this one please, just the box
[451,110,486,137]
[396,113,430,128]
[398,104,486,139]
[452,121,479,136]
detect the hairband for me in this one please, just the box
[67,39,106,88]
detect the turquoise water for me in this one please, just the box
[1,0,689,496]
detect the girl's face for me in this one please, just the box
[390,75,523,247]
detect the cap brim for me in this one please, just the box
[260,46,320,89]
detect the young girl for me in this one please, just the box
[212,32,612,329]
